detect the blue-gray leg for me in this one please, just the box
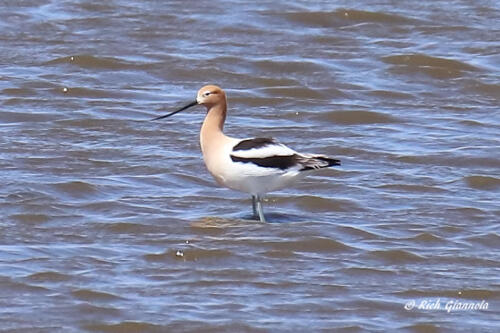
[252,195,258,217]
[256,195,266,223]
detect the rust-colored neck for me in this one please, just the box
[200,99,227,157]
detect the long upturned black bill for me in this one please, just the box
[151,100,198,121]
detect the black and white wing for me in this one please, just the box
[230,137,340,172]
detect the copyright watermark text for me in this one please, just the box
[404,298,488,313]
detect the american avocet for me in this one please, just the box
[153,85,340,222]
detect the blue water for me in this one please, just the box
[0,0,499,331]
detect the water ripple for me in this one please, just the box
[0,0,498,331]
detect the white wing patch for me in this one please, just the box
[231,142,297,159]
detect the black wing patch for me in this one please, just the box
[231,154,341,171]
[230,154,299,170]
[232,137,276,151]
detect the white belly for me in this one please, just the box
[209,161,307,196]
[226,172,306,195]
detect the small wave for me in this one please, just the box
[51,180,99,199]
[457,119,487,127]
[45,54,136,70]
[368,89,414,100]
[294,195,362,212]
[411,232,445,243]
[402,323,441,333]
[338,225,381,240]
[103,222,162,235]
[382,53,477,78]
[53,86,127,99]
[444,207,486,218]
[468,80,500,98]
[279,9,417,28]
[0,275,50,292]
[319,110,401,125]
[0,110,60,123]
[261,249,297,259]
[190,217,246,233]
[10,213,50,225]
[26,271,72,282]
[180,248,233,261]
[342,267,394,276]
[72,289,123,301]
[368,249,426,263]
[145,248,232,262]
[376,184,447,193]
[339,9,418,24]
[267,236,354,253]
[395,288,496,299]
[396,154,500,168]
[251,59,325,76]
[260,86,325,99]
[248,76,300,89]
[76,303,121,317]
[464,232,500,248]
[382,54,477,71]
[464,175,500,190]
[2,87,37,97]
[84,321,165,333]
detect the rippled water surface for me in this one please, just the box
[1,0,499,331]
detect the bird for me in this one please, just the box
[152,85,340,222]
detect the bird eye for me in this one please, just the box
[203,91,211,97]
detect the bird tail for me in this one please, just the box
[297,154,341,171]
